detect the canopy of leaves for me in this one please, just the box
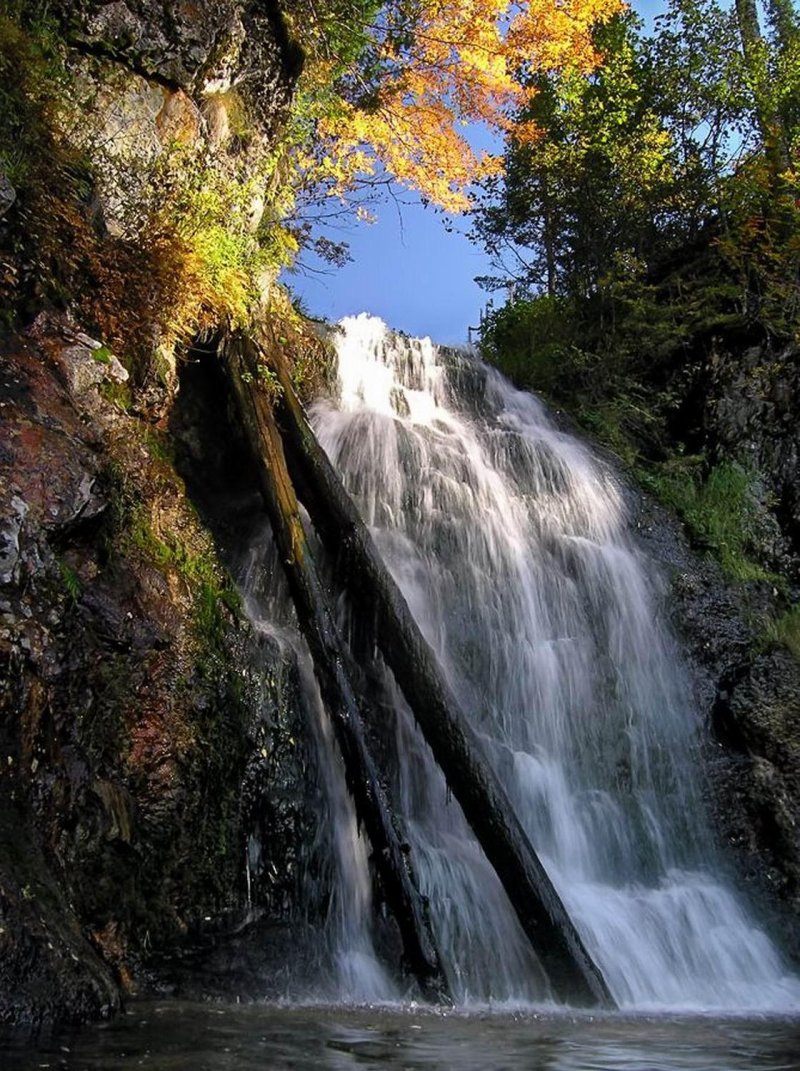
[285,0,624,213]
[473,11,678,297]
[472,0,799,322]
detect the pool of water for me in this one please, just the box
[3,1001,800,1070]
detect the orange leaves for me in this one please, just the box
[508,0,625,76]
[322,93,501,212]
[296,0,625,212]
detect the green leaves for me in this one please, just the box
[472,11,675,301]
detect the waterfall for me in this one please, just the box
[238,524,397,1003]
[300,313,799,1012]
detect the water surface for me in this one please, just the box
[4,1001,800,1070]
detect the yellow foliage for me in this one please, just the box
[291,0,625,212]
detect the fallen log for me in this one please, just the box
[224,335,448,1002]
[267,344,616,1009]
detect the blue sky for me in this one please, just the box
[286,192,496,346]
[284,1,664,345]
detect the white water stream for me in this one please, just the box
[301,314,799,1013]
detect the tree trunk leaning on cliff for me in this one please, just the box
[224,334,449,1003]
[266,342,616,1010]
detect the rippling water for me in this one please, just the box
[4,1002,800,1070]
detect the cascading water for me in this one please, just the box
[304,313,800,1012]
[238,525,397,1003]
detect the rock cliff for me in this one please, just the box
[0,0,315,1026]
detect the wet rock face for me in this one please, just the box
[0,812,121,1027]
[722,652,800,903]
[0,1,314,1027]
[0,319,310,1025]
[625,325,800,947]
[629,487,800,957]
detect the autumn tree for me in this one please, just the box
[283,0,625,214]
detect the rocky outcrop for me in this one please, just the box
[54,1,302,114]
[0,0,320,1026]
[703,334,800,577]
[49,0,303,208]
[676,331,800,938]
[0,319,312,1025]
[1,0,305,385]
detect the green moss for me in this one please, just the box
[639,459,776,582]
[92,344,113,365]
[125,502,241,657]
[99,379,133,411]
[58,559,80,602]
[101,448,242,670]
[763,604,800,661]
[143,428,174,464]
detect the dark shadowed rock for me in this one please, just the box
[0,321,311,1025]
[703,335,800,578]
[0,174,15,218]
